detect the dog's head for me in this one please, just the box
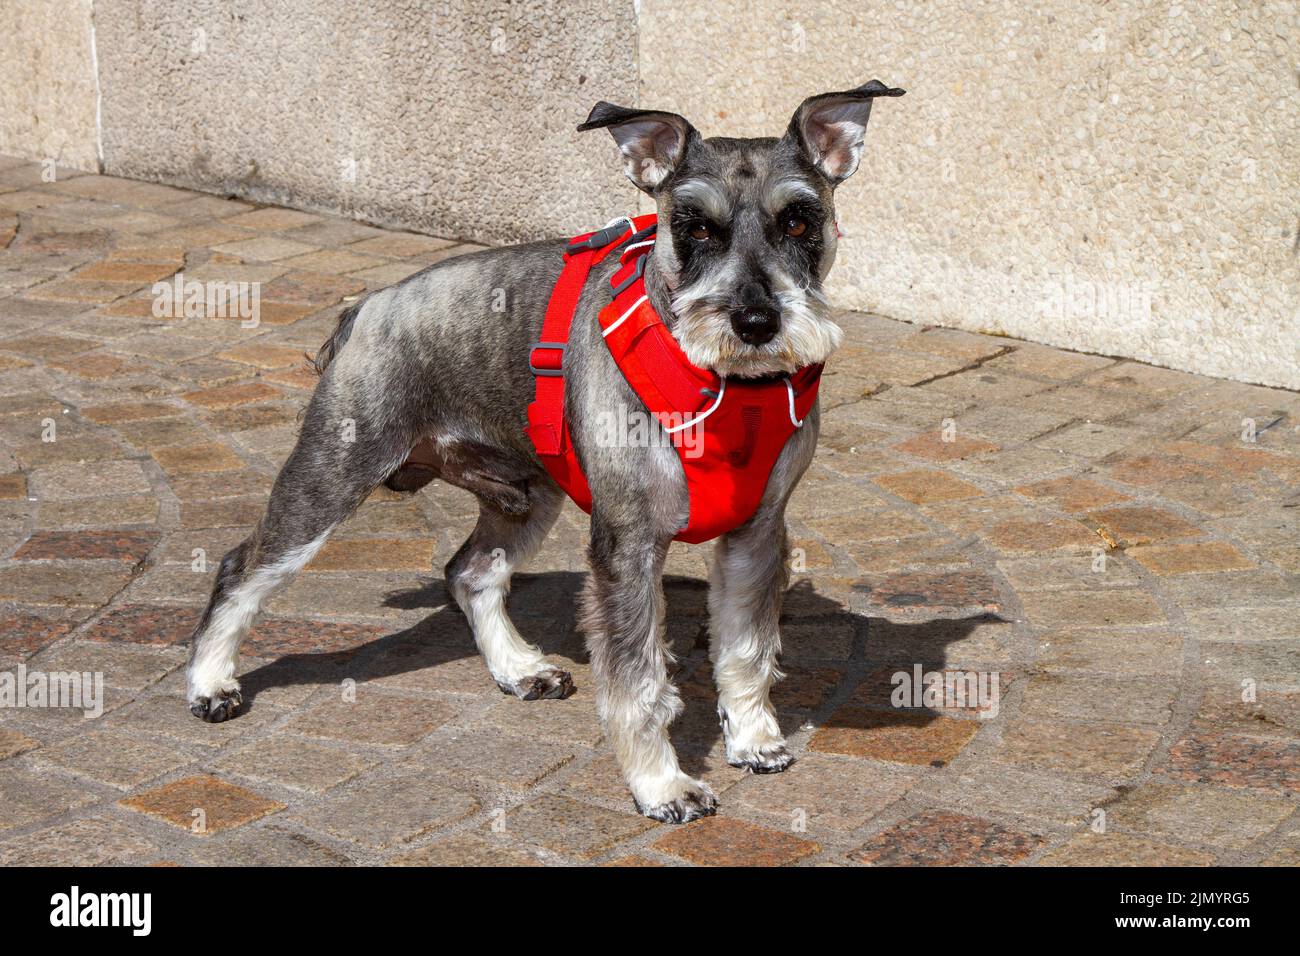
[580,81,904,378]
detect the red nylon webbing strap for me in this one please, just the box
[526,216,656,508]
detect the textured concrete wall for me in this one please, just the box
[92,0,638,244]
[0,0,100,170]
[639,0,1300,389]
[4,1,1296,386]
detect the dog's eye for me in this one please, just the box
[783,216,808,238]
[688,221,711,242]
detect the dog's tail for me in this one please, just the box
[310,299,365,375]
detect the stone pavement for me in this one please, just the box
[1,154,1298,867]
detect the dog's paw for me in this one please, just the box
[189,689,243,723]
[497,668,576,701]
[635,776,718,824]
[728,742,795,774]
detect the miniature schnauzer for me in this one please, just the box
[185,81,904,823]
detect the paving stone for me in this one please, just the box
[480,695,605,748]
[848,810,1046,865]
[982,343,1115,380]
[654,815,820,866]
[809,707,980,766]
[0,728,40,760]
[75,260,178,283]
[486,793,653,859]
[1037,629,1183,675]
[1188,606,1299,642]
[288,693,456,746]
[389,834,546,866]
[850,570,1001,622]
[0,609,77,658]
[223,207,323,232]
[1159,567,1300,613]
[1013,476,1131,513]
[774,621,857,658]
[1105,782,1294,849]
[805,508,932,545]
[0,472,27,499]
[0,815,160,865]
[214,737,376,793]
[33,728,193,788]
[1163,732,1300,793]
[1018,589,1166,628]
[401,727,575,790]
[893,431,999,462]
[1037,422,1146,458]
[13,529,157,562]
[305,538,434,572]
[994,720,1160,777]
[873,469,983,504]
[862,617,1023,668]
[120,774,285,834]
[211,235,319,262]
[1038,832,1215,866]
[849,664,1011,717]
[348,233,458,258]
[998,553,1141,591]
[182,381,282,409]
[985,517,1101,554]
[243,617,387,657]
[1128,541,1254,575]
[112,694,284,747]
[262,272,365,306]
[1019,672,1175,725]
[920,494,1041,534]
[30,640,184,691]
[186,825,355,866]
[33,460,151,498]
[1191,685,1300,738]
[116,416,212,449]
[731,753,917,831]
[152,441,245,475]
[915,762,1116,827]
[215,342,309,369]
[0,766,98,831]
[178,496,263,530]
[0,563,135,607]
[304,770,480,848]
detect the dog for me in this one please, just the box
[185,81,904,823]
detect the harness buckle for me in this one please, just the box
[566,218,634,255]
[611,250,650,297]
[529,342,567,377]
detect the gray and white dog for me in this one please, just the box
[185,81,903,823]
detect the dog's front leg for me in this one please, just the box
[583,511,717,823]
[709,503,796,773]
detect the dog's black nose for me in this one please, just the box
[730,308,780,346]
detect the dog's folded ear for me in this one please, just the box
[579,102,699,194]
[785,80,905,185]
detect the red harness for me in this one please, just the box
[525,215,822,544]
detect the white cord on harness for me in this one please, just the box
[785,377,804,428]
[662,379,727,434]
[622,239,656,258]
[601,294,648,339]
[603,215,636,238]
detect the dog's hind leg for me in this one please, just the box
[584,510,717,823]
[186,397,407,721]
[445,479,573,700]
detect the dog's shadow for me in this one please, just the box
[237,571,996,770]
